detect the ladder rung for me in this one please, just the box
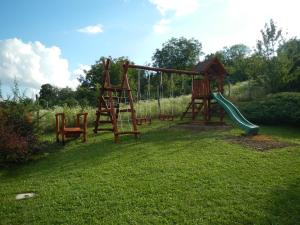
[100,113,110,116]
[115,131,140,135]
[118,109,132,113]
[98,120,112,124]
[97,128,114,132]
[102,87,129,92]
[98,109,110,113]
[96,111,110,115]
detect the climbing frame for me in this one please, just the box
[93,59,140,142]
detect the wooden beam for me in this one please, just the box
[126,63,201,76]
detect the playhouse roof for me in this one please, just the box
[194,57,227,77]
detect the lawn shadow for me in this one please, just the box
[266,178,300,225]
[1,120,230,180]
[0,133,124,179]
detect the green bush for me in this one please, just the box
[239,92,300,125]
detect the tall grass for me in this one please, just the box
[228,80,266,101]
[135,95,190,118]
[36,106,96,132]
[36,95,191,132]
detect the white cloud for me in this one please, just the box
[77,24,103,34]
[199,0,300,54]
[73,64,91,77]
[153,19,171,34]
[149,0,200,34]
[0,38,82,96]
[149,0,200,17]
[226,0,299,36]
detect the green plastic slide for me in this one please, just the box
[212,92,259,135]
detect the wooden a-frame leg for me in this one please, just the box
[94,112,100,134]
[114,134,120,143]
[56,131,60,143]
[83,131,87,142]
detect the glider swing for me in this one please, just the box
[157,71,175,121]
[135,69,152,125]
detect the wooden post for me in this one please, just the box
[219,75,225,123]
[55,114,59,142]
[61,113,65,145]
[122,61,139,139]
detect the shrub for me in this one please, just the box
[229,80,267,101]
[239,92,300,125]
[0,101,39,163]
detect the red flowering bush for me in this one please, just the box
[0,100,38,163]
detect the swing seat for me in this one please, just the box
[159,114,174,121]
[136,116,152,125]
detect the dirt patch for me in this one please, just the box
[171,123,232,132]
[225,135,295,151]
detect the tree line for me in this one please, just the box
[37,19,300,108]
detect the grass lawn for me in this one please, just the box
[1,120,300,225]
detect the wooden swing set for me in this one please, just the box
[93,59,139,143]
[94,57,227,142]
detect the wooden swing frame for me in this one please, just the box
[93,59,140,143]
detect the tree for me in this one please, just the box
[11,77,21,102]
[277,38,300,91]
[207,44,251,83]
[0,80,2,100]
[55,87,77,106]
[152,37,203,96]
[39,84,59,107]
[152,37,203,69]
[256,19,283,59]
[78,56,139,105]
[254,19,285,92]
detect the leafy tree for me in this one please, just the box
[78,56,139,104]
[39,84,59,107]
[0,80,2,100]
[152,37,203,69]
[277,38,300,90]
[11,77,21,102]
[256,19,284,59]
[207,44,251,83]
[254,19,285,92]
[152,37,203,96]
[57,87,75,103]
[63,98,78,107]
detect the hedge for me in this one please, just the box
[238,92,300,125]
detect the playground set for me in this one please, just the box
[55,57,259,143]
[91,57,259,142]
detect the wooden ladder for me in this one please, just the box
[180,98,204,120]
[93,59,140,142]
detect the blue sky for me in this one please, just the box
[0,0,299,97]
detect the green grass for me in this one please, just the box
[1,121,300,225]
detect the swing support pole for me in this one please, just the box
[127,63,200,76]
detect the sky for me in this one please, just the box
[0,0,299,98]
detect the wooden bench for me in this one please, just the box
[55,112,88,144]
